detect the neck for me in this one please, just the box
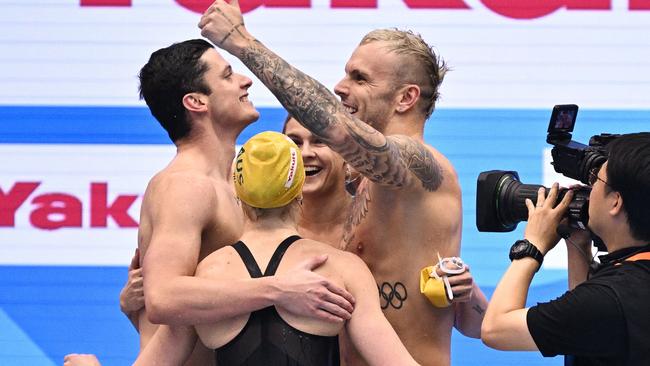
[301,188,350,225]
[602,227,647,253]
[384,113,425,137]
[175,118,242,180]
[240,216,299,244]
[299,188,351,245]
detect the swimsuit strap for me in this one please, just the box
[231,235,302,278]
[264,235,302,276]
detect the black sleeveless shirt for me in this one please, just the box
[215,235,340,366]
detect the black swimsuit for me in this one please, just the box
[215,235,340,366]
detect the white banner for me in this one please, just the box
[1,0,648,108]
[0,144,175,265]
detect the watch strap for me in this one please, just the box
[510,239,544,268]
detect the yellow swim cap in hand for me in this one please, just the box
[420,255,466,308]
[420,266,451,308]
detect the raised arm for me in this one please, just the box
[481,184,572,350]
[564,228,593,290]
[198,1,443,191]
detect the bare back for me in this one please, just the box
[137,153,244,366]
[194,238,346,349]
[339,145,462,366]
[193,234,417,366]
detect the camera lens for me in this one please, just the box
[476,170,591,232]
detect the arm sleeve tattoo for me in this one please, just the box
[238,40,443,191]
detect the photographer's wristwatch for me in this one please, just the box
[509,239,544,270]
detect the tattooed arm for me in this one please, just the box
[198,0,442,191]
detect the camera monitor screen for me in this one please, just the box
[548,104,578,134]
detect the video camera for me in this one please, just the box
[476,105,620,244]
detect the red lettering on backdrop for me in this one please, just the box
[332,0,469,8]
[81,0,649,15]
[331,0,375,7]
[0,182,40,227]
[479,0,610,19]
[80,0,131,5]
[404,0,470,9]
[629,0,650,9]
[175,0,309,15]
[90,183,138,228]
[30,194,82,230]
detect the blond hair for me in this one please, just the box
[360,29,448,119]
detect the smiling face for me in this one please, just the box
[200,48,260,128]
[284,117,346,197]
[334,41,401,133]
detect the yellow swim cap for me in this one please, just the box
[234,131,305,209]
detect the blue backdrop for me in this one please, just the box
[0,106,648,365]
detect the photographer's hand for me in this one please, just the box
[524,183,573,255]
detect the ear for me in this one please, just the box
[609,191,624,216]
[182,93,208,113]
[395,84,421,114]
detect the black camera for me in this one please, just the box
[545,104,619,185]
[476,105,619,237]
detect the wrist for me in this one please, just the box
[509,239,544,271]
[224,28,254,55]
[565,234,592,250]
[510,256,543,273]
[523,236,552,255]
[263,276,283,307]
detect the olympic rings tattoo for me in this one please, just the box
[378,282,408,309]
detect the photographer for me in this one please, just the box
[481,132,650,365]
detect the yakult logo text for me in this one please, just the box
[81,0,650,19]
[1,182,139,230]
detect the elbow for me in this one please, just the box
[458,324,481,339]
[454,318,481,339]
[145,289,174,324]
[480,321,505,350]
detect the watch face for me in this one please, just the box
[510,240,535,261]
[513,242,528,254]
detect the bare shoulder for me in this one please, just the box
[195,245,239,279]
[145,171,219,216]
[423,142,459,183]
[297,239,370,273]
[148,170,217,199]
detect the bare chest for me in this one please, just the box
[341,179,407,256]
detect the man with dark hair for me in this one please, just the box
[482,132,650,365]
[139,39,212,142]
[198,2,487,365]
[130,39,355,365]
